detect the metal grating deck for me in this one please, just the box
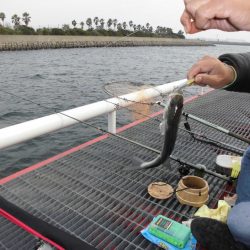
[0,90,249,249]
[0,216,37,250]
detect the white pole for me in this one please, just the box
[0,79,188,149]
[108,111,116,134]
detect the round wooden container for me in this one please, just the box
[176,176,209,207]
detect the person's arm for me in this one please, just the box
[187,53,250,93]
[219,52,250,93]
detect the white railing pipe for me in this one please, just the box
[108,111,117,133]
[0,79,188,149]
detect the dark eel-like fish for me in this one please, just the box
[127,93,184,170]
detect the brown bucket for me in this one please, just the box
[176,175,209,207]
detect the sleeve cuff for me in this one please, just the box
[222,64,238,90]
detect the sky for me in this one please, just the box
[1,0,250,42]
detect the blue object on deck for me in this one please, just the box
[1,90,249,249]
[141,225,196,250]
[147,215,191,248]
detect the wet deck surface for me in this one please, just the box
[0,90,249,249]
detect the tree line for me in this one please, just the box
[0,12,185,38]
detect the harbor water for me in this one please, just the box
[0,44,249,177]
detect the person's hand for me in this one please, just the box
[181,0,250,33]
[188,56,235,89]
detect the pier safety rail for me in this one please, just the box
[0,79,196,150]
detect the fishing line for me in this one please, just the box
[0,89,233,182]
[99,31,170,108]
[183,112,250,145]
[104,98,244,155]
[103,80,197,107]
[180,128,245,155]
[0,89,159,154]
[103,81,165,106]
[104,99,162,122]
[104,82,246,157]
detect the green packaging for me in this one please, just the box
[148,215,191,248]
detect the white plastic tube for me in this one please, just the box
[0,79,188,149]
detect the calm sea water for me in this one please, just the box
[0,44,250,178]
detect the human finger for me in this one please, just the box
[187,60,214,80]
[194,4,215,30]
[187,64,203,80]
[193,1,236,31]
[180,10,192,33]
[188,22,203,33]
[183,0,192,6]
[183,0,207,33]
[206,18,238,32]
[194,73,218,87]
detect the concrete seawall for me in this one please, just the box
[0,35,213,51]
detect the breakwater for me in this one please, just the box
[0,35,213,51]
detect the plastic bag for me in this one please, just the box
[194,200,231,223]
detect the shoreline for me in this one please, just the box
[0,35,213,51]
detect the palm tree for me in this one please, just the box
[133,24,137,31]
[11,14,21,27]
[113,19,117,30]
[177,30,185,38]
[99,18,105,29]
[0,12,6,26]
[93,17,99,28]
[22,12,31,26]
[62,24,70,31]
[117,23,122,31]
[86,18,92,30]
[122,21,127,30]
[80,21,84,29]
[156,26,161,34]
[129,20,133,30]
[72,20,77,28]
[178,30,184,36]
[166,27,173,35]
[137,24,142,31]
[146,23,150,31]
[107,18,113,29]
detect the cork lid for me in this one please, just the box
[148,182,174,199]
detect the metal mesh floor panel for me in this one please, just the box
[1,90,249,249]
[0,216,38,250]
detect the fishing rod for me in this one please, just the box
[183,112,250,145]
[181,124,245,155]
[0,89,232,183]
[170,155,232,182]
[156,101,245,155]
[106,98,235,180]
[104,82,245,155]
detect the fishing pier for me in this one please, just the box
[0,80,249,249]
